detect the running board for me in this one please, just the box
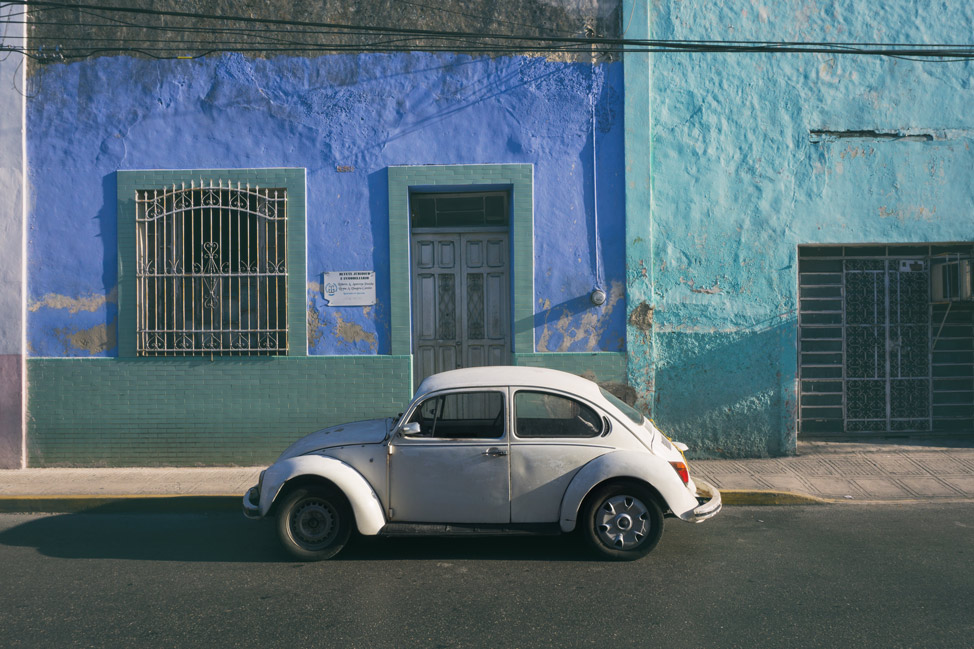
[378,522,561,537]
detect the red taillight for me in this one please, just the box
[669,461,689,485]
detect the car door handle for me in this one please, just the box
[482,447,508,457]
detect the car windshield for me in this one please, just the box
[599,387,645,425]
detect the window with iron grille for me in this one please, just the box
[135,180,288,355]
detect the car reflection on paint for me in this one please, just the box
[244,366,721,560]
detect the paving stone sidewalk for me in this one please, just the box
[693,440,974,502]
[1,441,972,509]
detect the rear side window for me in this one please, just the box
[599,387,645,425]
[514,391,604,438]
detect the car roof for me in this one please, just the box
[414,366,605,402]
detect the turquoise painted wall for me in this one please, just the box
[640,1,974,456]
[27,356,412,465]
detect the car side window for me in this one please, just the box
[514,391,604,438]
[407,391,505,439]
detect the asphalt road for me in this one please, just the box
[0,504,971,649]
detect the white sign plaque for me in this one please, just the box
[322,271,376,306]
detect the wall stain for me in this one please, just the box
[333,313,377,352]
[56,317,117,355]
[29,286,117,313]
[628,301,653,332]
[307,304,324,349]
[538,280,623,352]
[878,204,937,221]
[690,282,722,294]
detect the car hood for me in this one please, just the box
[276,418,393,461]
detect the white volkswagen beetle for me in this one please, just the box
[243,366,720,561]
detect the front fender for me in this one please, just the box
[259,455,387,535]
[558,450,699,533]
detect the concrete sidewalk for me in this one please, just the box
[694,439,974,504]
[0,441,972,513]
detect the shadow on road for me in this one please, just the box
[0,512,597,563]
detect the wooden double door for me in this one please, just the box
[410,231,510,388]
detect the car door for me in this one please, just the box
[388,389,510,523]
[510,389,613,523]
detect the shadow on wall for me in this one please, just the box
[529,280,626,352]
[653,318,798,458]
[26,173,120,357]
[367,167,391,354]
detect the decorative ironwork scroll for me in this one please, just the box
[135,180,288,355]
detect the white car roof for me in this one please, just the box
[414,366,605,402]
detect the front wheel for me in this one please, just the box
[580,483,664,561]
[276,486,352,561]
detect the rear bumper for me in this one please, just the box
[679,479,721,523]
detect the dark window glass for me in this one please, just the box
[515,391,604,438]
[410,192,509,229]
[408,391,504,439]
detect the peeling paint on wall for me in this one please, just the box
[307,303,324,349]
[56,317,117,355]
[628,301,653,333]
[333,312,378,353]
[29,286,117,314]
[537,280,624,352]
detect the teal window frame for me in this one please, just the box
[116,168,307,358]
[387,164,534,358]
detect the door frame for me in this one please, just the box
[387,164,535,394]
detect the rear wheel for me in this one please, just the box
[581,483,664,561]
[276,486,352,561]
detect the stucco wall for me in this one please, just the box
[22,47,629,463]
[644,1,974,456]
[25,52,624,357]
[0,5,25,468]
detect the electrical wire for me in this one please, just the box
[1,1,972,62]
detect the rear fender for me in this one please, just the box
[558,450,698,532]
[260,455,386,535]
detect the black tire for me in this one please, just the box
[276,486,352,561]
[580,482,664,561]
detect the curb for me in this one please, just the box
[719,489,830,506]
[0,489,830,514]
[0,495,241,514]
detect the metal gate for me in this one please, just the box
[799,245,974,437]
[410,232,510,388]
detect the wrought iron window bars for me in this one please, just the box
[135,180,288,356]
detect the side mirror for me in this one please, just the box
[400,422,422,436]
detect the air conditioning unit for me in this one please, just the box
[930,257,973,301]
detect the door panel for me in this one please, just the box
[389,389,510,523]
[411,232,510,388]
[460,234,508,373]
[416,274,436,338]
[389,442,510,523]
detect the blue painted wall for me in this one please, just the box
[642,1,974,456]
[26,52,625,357]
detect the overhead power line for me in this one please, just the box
[1,0,972,62]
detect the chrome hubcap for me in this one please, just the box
[290,498,338,548]
[596,495,651,550]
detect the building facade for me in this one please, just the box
[1,1,972,467]
[625,1,974,455]
[5,1,628,466]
